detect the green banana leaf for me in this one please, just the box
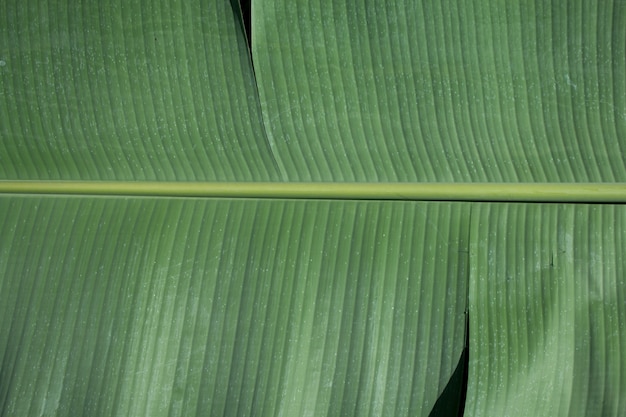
[0,198,469,416]
[252,0,626,182]
[467,204,626,416]
[0,0,624,416]
[0,0,280,181]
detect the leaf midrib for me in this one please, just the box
[0,181,625,203]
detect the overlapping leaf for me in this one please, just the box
[466,204,626,416]
[253,0,626,181]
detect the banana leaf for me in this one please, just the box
[0,197,469,416]
[467,204,626,416]
[0,0,280,181]
[0,0,625,416]
[252,0,626,182]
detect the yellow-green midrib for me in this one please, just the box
[0,181,625,203]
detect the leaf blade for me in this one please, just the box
[466,204,626,416]
[0,197,469,417]
[252,0,626,182]
[0,1,280,181]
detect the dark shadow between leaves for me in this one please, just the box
[428,322,469,417]
[229,0,252,51]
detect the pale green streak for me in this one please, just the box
[0,181,625,202]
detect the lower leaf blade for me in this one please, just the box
[0,197,469,417]
[467,203,626,416]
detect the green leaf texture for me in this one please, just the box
[253,0,626,181]
[2,0,624,182]
[0,1,280,181]
[467,204,626,416]
[1,0,625,415]
[0,197,469,417]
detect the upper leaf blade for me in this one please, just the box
[252,0,626,182]
[0,1,280,181]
